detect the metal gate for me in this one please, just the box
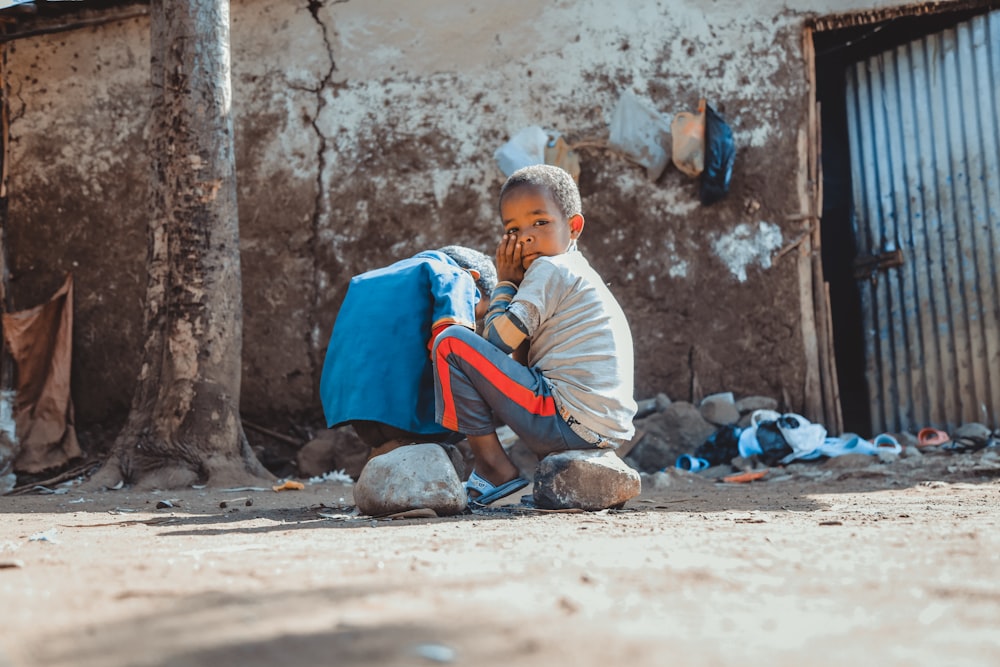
[845,10,1000,434]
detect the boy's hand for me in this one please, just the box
[496,235,525,285]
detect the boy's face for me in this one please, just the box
[499,185,582,270]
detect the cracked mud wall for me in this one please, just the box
[1,0,903,433]
[309,0,820,412]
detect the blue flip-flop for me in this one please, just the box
[466,470,530,506]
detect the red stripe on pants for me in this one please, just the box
[436,334,556,431]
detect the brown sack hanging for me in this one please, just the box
[544,135,582,183]
[1,273,82,473]
[670,98,706,178]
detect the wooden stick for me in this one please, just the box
[242,420,302,447]
[6,460,99,495]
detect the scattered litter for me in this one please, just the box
[413,643,456,663]
[110,480,125,490]
[272,480,305,492]
[722,469,769,484]
[608,90,671,181]
[29,528,60,543]
[31,485,69,495]
[222,486,269,493]
[307,470,353,485]
[700,102,736,205]
[108,507,138,514]
[67,497,90,504]
[155,499,179,509]
[675,454,711,472]
[671,99,706,177]
[317,507,363,521]
[494,125,548,177]
[219,497,252,508]
[191,484,206,490]
[917,428,950,448]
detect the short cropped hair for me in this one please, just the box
[499,164,582,220]
[438,245,497,297]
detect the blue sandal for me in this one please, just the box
[466,470,529,506]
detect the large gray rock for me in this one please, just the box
[625,401,716,473]
[353,443,467,516]
[533,449,641,510]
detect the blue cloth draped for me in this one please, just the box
[320,251,477,434]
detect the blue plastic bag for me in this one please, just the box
[700,103,735,205]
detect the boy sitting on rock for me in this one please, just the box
[433,165,637,505]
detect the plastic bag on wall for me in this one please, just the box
[670,99,705,177]
[608,90,672,181]
[494,125,549,177]
[700,103,735,205]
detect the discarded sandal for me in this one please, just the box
[871,433,902,454]
[465,470,530,506]
[917,427,950,448]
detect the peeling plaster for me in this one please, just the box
[712,221,783,283]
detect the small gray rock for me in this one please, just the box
[699,399,740,426]
[635,397,659,419]
[734,395,779,415]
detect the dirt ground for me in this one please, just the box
[2,448,999,667]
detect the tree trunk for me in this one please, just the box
[89,0,271,489]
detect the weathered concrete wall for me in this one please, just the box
[1,0,911,432]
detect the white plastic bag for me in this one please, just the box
[608,90,672,181]
[494,126,549,177]
[775,413,827,463]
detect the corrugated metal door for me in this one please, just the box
[845,10,1000,434]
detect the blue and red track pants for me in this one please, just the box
[432,326,591,457]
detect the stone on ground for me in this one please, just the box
[699,394,740,426]
[533,449,641,510]
[353,443,466,516]
[625,401,716,473]
[733,395,779,415]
